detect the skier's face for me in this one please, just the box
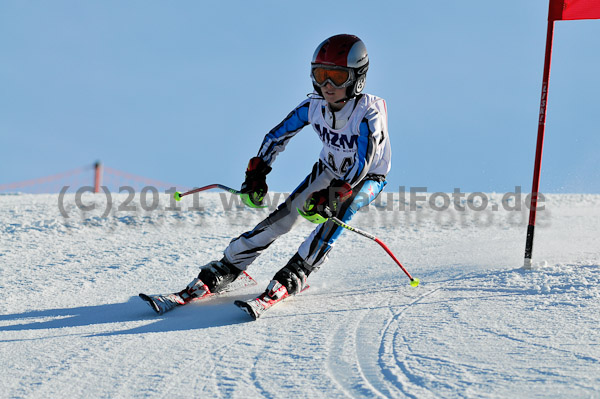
[321,82,347,111]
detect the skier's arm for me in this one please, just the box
[343,105,386,187]
[256,99,311,166]
[240,99,310,208]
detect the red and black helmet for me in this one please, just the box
[311,34,369,99]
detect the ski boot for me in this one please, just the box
[196,257,243,294]
[234,253,311,319]
[177,257,243,303]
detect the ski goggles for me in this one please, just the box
[311,66,354,88]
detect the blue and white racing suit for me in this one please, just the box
[224,93,392,271]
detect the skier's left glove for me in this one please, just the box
[298,180,353,224]
[240,157,272,208]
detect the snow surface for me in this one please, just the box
[1,192,599,398]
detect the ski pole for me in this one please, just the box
[173,184,267,209]
[174,184,240,201]
[330,217,420,287]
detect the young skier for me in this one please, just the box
[142,34,391,318]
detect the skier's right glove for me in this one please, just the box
[240,157,272,208]
[298,180,353,224]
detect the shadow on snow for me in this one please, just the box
[0,294,257,340]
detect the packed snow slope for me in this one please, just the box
[1,192,599,398]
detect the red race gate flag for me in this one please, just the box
[549,0,600,21]
[524,0,600,268]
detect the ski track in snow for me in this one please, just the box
[1,193,599,398]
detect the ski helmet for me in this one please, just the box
[311,34,369,100]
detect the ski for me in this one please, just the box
[139,271,257,315]
[234,280,309,320]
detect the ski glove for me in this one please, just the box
[240,157,272,208]
[298,180,353,224]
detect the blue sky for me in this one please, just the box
[1,0,599,194]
